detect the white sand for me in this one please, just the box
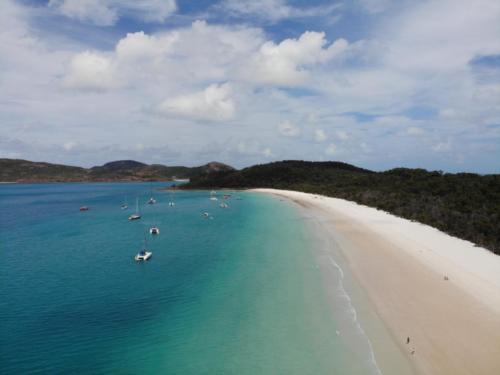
[253,188,500,375]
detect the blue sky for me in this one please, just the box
[1,0,499,172]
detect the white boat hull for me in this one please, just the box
[135,251,152,261]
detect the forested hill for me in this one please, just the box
[0,159,234,183]
[185,160,500,255]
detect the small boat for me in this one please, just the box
[135,250,152,261]
[220,202,228,208]
[150,215,160,235]
[223,194,231,200]
[135,233,152,261]
[202,212,210,218]
[121,196,128,210]
[168,201,175,207]
[129,197,141,220]
[147,183,156,204]
[210,196,218,201]
[79,206,89,211]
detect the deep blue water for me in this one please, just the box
[0,183,380,374]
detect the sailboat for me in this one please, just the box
[128,197,141,220]
[147,183,156,205]
[121,196,128,210]
[168,190,175,207]
[135,232,152,261]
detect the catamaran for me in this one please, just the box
[128,197,141,220]
[150,214,160,235]
[135,233,152,261]
[168,190,175,207]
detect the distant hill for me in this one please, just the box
[0,159,234,183]
[185,160,500,255]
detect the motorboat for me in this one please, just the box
[135,250,152,261]
[150,226,160,235]
[79,206,89,211]
[135,233,152,261]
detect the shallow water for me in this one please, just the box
[0,183,380,374]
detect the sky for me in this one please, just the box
[1,0,499,173]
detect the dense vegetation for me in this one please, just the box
[0,159,233,183]
[185,160,500,255]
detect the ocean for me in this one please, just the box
[0,182,381,374]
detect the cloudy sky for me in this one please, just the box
[1,0,499,172]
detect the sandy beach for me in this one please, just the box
[253,188,500,375]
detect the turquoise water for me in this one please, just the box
[0,183,379,374]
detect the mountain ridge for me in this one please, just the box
[0,158,234,183]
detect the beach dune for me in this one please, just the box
[254,189,500,375]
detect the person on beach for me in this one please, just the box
[406,337,410,344]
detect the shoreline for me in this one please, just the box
[253,188,500,375]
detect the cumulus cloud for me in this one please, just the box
[61,20,264,92]
[278,120,301,137]
[245,32,349,86]
[115,31,175,61]
[49,0,177,26]
[159,83,235,121]
[63,51,117,90]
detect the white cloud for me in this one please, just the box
[314,129,327,142]
[115,31,175,61]
[159,83,235,121]
[217,0,341,23]
[278,120,301,137]
[245,32,349,86]
[325,143,337,155]
[63,51,117,90]
[49,0,177,26]
[49,0,117,26]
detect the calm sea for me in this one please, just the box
[0,183,380,374]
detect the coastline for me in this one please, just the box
[253,188,500,375]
